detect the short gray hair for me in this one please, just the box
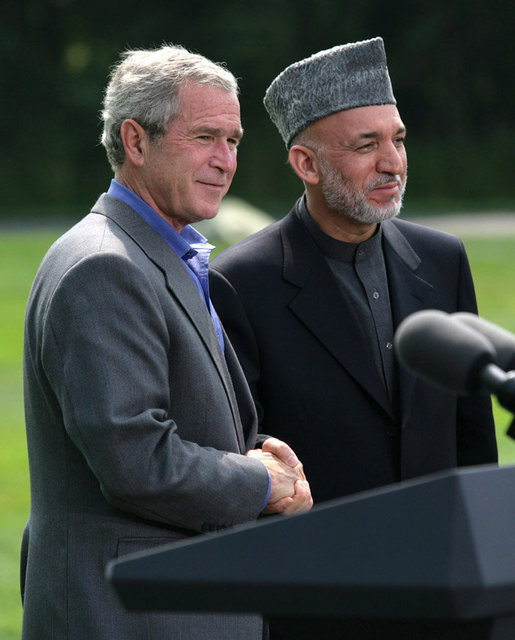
[290,127,326,153]
[101,44,239,172]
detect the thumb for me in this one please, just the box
[262,437,299,467]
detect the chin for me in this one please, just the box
[190,202,221,222]
[200,208,220,221]
[348,204,401,226]
[378,204,402,222]
[373,195,404,222]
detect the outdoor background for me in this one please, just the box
[2,0,513,218]
[1,0,514,637]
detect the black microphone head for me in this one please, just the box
[394,310,496,393]
[452,312,515,372]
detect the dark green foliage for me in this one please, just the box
[1,0,513,216]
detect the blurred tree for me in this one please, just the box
[1,0,513,217]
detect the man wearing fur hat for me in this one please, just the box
[210,37,497,510]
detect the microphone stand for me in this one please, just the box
[480,364,515,441]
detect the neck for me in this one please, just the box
[113,171,186,233]
[305,191,377,243]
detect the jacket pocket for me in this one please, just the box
[116,535,184,558]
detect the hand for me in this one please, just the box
[247,438,313,515]
[246,449,302,501]
[263,479,313,515]
[261,437,306,480]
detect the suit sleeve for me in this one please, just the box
[40,252,270,532]
[455,240,498,465]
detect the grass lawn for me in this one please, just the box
[0,228,71,639]
[1,223,515,637]
[463,235,515,464]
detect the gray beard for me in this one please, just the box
[320,159,406,225]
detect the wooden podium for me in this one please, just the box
[107,464,515,639]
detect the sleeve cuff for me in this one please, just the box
[261,469,272,511]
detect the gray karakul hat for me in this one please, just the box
[264,37,396,147]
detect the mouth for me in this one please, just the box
[370,183,400,196]
[367,176,403,201]
[197,178,227,188]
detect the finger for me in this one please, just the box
[286,481,313,513]
[262,437,299,467]
[264,481,313,515]
[293,462,306,481]
[262,495,294,514]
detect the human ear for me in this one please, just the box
[288,145,321,185]
[120,119,147,167]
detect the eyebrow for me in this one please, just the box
[194,125,244,140]
[357,126,407,140]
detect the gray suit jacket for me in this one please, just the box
[21,194,269,639]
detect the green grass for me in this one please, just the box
[1,225,515,637]
[461,236,515,465]
[0,228,70,638]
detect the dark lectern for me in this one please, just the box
[107,464,515,639]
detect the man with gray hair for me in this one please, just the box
[21,44,311,639]
[211,38,497,509]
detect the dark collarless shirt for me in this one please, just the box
[297,198,396,400]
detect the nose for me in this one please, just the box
[376,142,405,176]
[210,140,237,174]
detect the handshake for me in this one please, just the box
[247,437,313,515]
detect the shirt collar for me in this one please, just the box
[107,179,212,259]
[297,195,383,264]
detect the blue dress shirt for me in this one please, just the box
[108,180,224,351]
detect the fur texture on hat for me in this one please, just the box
[264,37,396,147]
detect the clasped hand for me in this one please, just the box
[246,437,313,515]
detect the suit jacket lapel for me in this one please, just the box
[382,220,435,325]
[382,219,435,423]
[92,194,246,450]
[280,208,392,416]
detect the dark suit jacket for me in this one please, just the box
[210,200,498,504]
[21,194,269,639]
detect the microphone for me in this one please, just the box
[394,310,515,414]
[452,312,515,372]
[393,310,496,394]
[453,313,515,438]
